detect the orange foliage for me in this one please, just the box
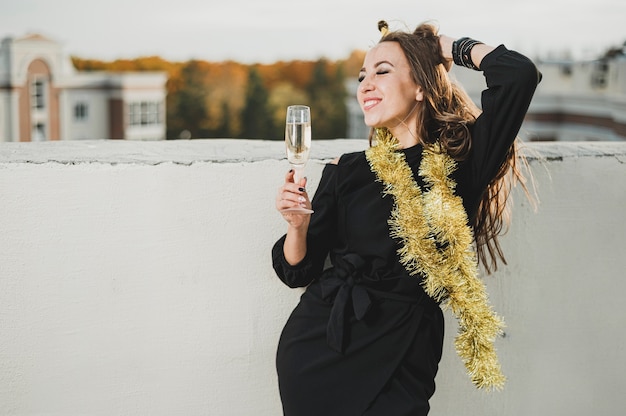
[341,49,367,77]
[256,60,316,90]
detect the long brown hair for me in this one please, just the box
[375,22,532,274]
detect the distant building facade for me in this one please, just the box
[344,78,369,139]
[346,47,626,142]
[525,52,626,141]
[0,34,167,142]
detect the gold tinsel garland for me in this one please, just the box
[365,128,506,390]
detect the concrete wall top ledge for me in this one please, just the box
[0,139,624,165]
[0,139,368,165]
[526,141,626,160]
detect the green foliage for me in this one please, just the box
[307,59,347,139]
[214,101,231,138]
[268,83,308,140]
[240,67,274,139]
[169,60,211,139]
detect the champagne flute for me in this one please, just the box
[283,105,313,214]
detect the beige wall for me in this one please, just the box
[0,139,625,415]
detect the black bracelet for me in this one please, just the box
[452,37,483,70]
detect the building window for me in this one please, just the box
[129,101,162,126]
[74,102,89,121]
[141,102,149,125]
[32,122,46,141]
[147,102,157,125]
[31,78,46,110]
[591,60,609,89]
[130,103,141,126]
[157,102,163,124]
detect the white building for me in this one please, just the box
[451,50,626,142]
[0,34,167,142]
[525,53,626,141]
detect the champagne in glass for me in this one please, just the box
[283,105,313,214]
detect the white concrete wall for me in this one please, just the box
[0,139,625,416]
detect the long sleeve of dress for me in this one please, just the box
[470,45,542,189]
[272,164,338,288]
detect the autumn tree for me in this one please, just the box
[306,59,347,139]
[240,67,274,139]
[167,60,212,138]
[268,82,309,139]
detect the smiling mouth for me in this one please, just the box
[363,99,380,110]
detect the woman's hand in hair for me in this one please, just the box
[438,34,455,71]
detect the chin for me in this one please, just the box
[362,118,381,128]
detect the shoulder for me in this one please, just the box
[329,151,373,189]
[314,152,370,201]
[334,151,368,167]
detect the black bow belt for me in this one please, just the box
[320,254,420,353]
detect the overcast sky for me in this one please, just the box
[1,0,624,64]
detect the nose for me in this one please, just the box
[358,75,374,95]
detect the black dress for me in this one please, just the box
[272,45,541,416]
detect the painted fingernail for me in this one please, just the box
[298,187,306,192]
[289,169,294,173]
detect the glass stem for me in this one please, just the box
[293,165,304,185]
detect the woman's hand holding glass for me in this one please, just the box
[276,170,312,228]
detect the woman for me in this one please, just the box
[272,21,541,416]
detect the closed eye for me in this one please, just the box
[358,69,389,83]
